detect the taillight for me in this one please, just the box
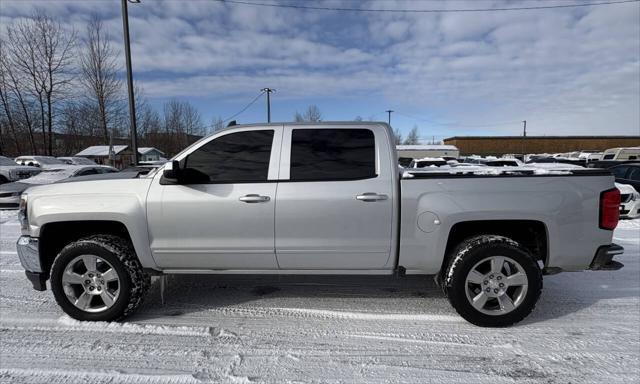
[600,188,620,230]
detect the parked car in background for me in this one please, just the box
[615,182,640,219]
[57,156,97,165]
[525,156,586,167]
[577,150,600,160]
[398,157,414,167]
[601,147,640,161]
[526,162,584,171]
[14,156,67,168]
[585,152,603,162]
[0,165,117,209]
[407,157,448,168]
[0,156,41,185]
[476,159,523,167]
[609,163,640,191]
[121,163,164,175]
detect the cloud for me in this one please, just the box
[0,0,638,135]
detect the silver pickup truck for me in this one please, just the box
[16,122,624,326]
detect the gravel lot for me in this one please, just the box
[1,210,638,383]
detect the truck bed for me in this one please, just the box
[398,169,615,274]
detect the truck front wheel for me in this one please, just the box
[444,235,542,327]
[50,235,150,321]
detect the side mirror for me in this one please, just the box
[162,160,182,183]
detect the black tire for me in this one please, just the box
[0,175,8,185]
[50,235,150,321]
[444,235,542,327]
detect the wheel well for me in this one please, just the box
[39,221,133,277]
[442,220,548,273]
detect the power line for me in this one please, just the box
[221,91,265,123]
[214,0,639,13]
[394,111,521,128]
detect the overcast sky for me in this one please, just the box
[1,0,639,139]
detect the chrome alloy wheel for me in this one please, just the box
[61,255,121,313]
[464,256,528,316]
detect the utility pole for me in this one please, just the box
[261,88,275,123]
[522,120,527,161]
[121,0,140,165]
[386,110,394,126]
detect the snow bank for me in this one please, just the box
[56,316,214,336]
[617,219,640,230]
[0,368,202,384]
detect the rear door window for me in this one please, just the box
[289,129,376,181]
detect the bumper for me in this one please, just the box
[16,236,46,291]
[0,194,20,209]
[620,199,640,219]
[589,243,624,271]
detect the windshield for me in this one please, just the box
[35,157,66,165]
[0,157,17,166]
[73,157,97,165]
[21,169,72,184]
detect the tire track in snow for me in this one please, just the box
[211,306,464,322]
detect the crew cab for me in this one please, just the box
[16,122,624,327]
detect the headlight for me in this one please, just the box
[8,170,16,179]
[18,194,28,230]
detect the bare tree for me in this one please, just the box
[36,12,76,155]
[211,116,225,132]
[393,127,403,145]
[6,12,76,155]
[162,100,204,155]
[138,104,161,146]
[294,105,322,122]
[80,16,121,146]
[6,17,47,153]
[403,125,420,145]
[0,43,21,154]
[0,37,38,154]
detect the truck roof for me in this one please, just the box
[215,121,389,131]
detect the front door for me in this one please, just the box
[275,126,394,269]
[147,128,281,270]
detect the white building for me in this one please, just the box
[138,147,166,162]
[396,145,460,160]
[76,146,165,168]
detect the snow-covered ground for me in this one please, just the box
[0,210,638,383]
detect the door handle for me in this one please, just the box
[356,193,388,202]
[239,194,270,203]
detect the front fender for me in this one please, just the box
[25,179,158,270]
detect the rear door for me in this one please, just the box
[275,125,395,269]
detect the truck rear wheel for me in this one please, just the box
[444,235,542,327]
[50,235,150,321]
